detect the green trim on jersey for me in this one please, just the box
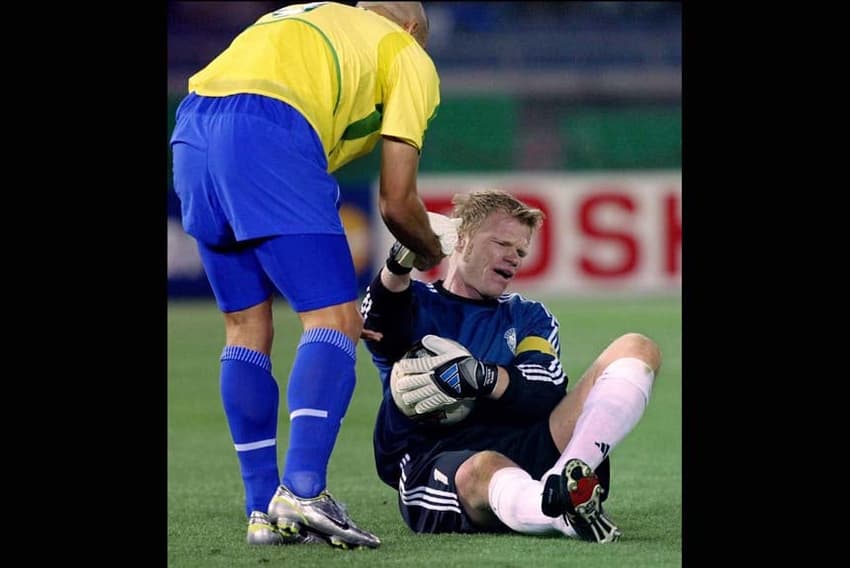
[427,104,440,128]
[342,104,384,140]
[286,17,342,115]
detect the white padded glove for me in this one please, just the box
[427,211,462,255]
[390,336,473,417]
[390,335,499,419]
[385,212,461,275]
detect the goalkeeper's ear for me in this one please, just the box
[420,335,471,358]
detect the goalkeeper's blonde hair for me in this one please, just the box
[451,189,545,239]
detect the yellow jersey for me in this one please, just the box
[187,2,440,173]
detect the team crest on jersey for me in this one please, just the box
[504,328,517,354]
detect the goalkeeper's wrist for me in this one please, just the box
[474,361,499,397]
[386,256,413,275]
[445,357,498,399]
[386,241,414,275]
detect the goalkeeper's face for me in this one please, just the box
[450,211,532,300]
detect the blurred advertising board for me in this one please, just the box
[373,172,681,297]
[168,171,680,299]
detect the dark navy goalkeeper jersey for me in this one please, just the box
[360,274,569,489]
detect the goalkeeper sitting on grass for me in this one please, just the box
[360,189,662,543]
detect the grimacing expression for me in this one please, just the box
[458,211,532,299]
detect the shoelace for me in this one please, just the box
[320,491,343,509]
[321,491,354,523]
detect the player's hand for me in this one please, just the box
[420,335,498,398]
[390,335,498,416]
[385,240,416,275]
[412,250,442,272]
[427,212,461,255]
[360,328,383,342]
[386,212,461,275]
[390,368,458,416]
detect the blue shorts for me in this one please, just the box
[196,234,357,313]
[170,93,356,313]
[397,420,611,534]
[170,93,343,245]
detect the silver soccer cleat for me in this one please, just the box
[267,485,381,549]
[246,511,289,545]
[246,510,325,545]
[541,458,622,543]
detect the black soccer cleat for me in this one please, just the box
[541,458,622,543]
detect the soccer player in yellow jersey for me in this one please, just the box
[170,2,444,549]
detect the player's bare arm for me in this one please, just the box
[379,136,442,271]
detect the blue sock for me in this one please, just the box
[220,346,281,517]
[283,328,356,498]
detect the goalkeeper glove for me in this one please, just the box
[428,212,462,255]
[422,334,498,399]
[385,240,416,275]
[384,212,461,276]
[391,335,498,417]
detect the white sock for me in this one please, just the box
[488,467,575,537]
[545,357,654,480]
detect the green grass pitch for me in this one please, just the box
[168,295,681,567]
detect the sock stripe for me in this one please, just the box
[289,408,329,420]
[220,345,272,372]
[234,438,276,452]
[298,328,356,361]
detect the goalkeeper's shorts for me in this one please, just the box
[395,420,610,534]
